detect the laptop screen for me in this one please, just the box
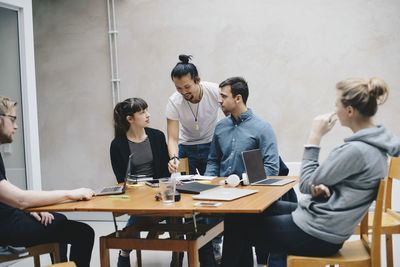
[242,149,267,184]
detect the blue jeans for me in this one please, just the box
[178,143,211,175]
[221,201,343,267]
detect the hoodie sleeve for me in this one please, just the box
[299,144,366,194]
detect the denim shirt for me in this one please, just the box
[205,109,279,177]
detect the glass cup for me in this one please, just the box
[159,178,176,205]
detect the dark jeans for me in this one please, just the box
[0,211,94,267]
[179,142,219,267]
[221,201,343,267]
[122,215,146,254]
[179,143,211,175]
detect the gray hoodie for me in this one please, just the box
[292,125,400,244]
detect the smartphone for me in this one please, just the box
[145,180,159,187]
[194,202,221,207]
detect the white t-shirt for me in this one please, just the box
[166,81,220,145]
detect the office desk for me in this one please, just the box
[28,176,298,267]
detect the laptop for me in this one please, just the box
[96,153,133,196]
[176,182,219,194]
[95,176,126,196]
[192,188,258,201]
[242,149,295,186]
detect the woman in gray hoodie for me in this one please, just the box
[221,77,400,267]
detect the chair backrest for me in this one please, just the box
[359,179,385,267]
[384,157,400,211]
[176,157,189,175]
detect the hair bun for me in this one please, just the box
[368,77,389,104]
[178,54,192,64]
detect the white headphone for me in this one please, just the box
[219,173,249,187]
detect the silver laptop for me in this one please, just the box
[242,149,295,186]
[192,188,258,201]
[95,176,126,196]
[95,153,132,196]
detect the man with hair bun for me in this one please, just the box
[166,55,223,266]
[220,77,400,267]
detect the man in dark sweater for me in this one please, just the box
[0,95,95,267]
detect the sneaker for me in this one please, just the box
[117,252,131,267]
[212,242,222,261]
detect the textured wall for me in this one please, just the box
[32,0,400,190]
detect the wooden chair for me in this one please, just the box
[100,216,223,267]
[0,243,60,267]
[45,262,76,267]
[381,157,400,267]
[353,157,400,267]
[287,179,385,267]
[176,157,189,175]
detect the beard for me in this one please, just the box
[183,93,193,101]
[0,132,13,144]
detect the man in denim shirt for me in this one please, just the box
[205,77,279,178]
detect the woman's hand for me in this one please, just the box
[168,158,180,174]
[311,184,331,199]
[307,112,337,145]
[30,211,54,226]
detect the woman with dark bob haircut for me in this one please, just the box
[110,97,171,267]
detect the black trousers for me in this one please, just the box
[221,201,343,267]
[0,211,94,267]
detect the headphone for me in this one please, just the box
[219,173,249,187]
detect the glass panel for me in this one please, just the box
[0,7,27,189]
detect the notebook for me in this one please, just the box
[242,149,295,186]
[192,188,258,201]
[176,182,219,194]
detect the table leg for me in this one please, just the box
[100,237,110,267]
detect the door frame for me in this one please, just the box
[0,0,42,190]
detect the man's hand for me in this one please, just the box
[311,184,331,199]
[30,211,54,226]
[168,158,180,174]
[68,188,95,200]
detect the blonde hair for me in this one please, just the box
[336,77,389,117]
[0,96,17,115]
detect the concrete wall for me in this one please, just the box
[32,0,400,190]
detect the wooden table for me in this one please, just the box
[28,176,298,267]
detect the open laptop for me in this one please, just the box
[192,187,258,201]
[96,153,133,196]
[95,176,126,196]
[242,149,295,186]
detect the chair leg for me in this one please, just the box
[52,243,61,263]
[136,250,142,267]
[386,234,393,267]
[187,242,199,267]
[33,255,40,267]
[99,237,110,267]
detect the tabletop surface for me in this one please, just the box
[27,176,298,215]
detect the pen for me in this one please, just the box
[173,154,177,173]
[109,195,130,199]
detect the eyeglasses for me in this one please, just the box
[0,114,17,123]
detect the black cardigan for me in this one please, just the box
[110,128,170,183]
